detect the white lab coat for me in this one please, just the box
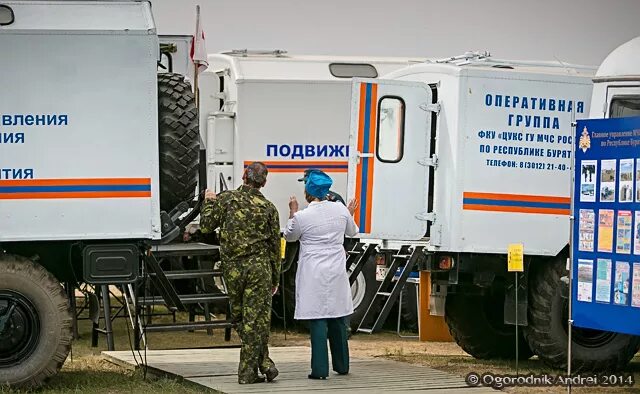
[283,200,359,320]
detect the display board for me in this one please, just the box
[571,116,640,335]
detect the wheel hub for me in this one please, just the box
[0,290,40,367]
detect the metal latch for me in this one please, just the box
[416,212,436,222]
[357,152,374,158]
[419,102,441,114]
[418,154,438,169]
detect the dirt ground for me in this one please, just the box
[3,305,638,393]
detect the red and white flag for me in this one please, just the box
[190,5,208,74]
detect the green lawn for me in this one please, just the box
[1,307,233,393]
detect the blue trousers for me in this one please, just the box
[306,317,349,377]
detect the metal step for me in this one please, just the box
[138,293,228,306]
[149,269,222,279]
[144,320,233,333]
[357,328,373,334]
[377,292,392,297]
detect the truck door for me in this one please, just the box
[347,79,433,241]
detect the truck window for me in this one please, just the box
[610,97,640,118]
[376,96,405,163]
[0,5,14,25]
[329,63,378,78]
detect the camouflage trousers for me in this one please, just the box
[222,257,275,383]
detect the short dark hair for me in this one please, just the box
[304,190,325,203]
[245,162,268,188]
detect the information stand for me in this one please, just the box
[571,116,640,335]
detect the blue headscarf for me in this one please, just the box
[305,170,333,199]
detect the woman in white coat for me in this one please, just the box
[283,170,358,380]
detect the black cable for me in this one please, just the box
[122,284,141,368]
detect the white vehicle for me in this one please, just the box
[197,52,426,325]
[345,49,640,371]
[0,1,201,387]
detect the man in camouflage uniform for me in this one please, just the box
[201,162,281,384]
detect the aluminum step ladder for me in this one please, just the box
[357,245,424,334]
[132,242,234,350]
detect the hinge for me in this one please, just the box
[420,102,441,114]
[418,154,438,169]
[416,211,436,222]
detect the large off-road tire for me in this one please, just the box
[0,255,72,389]
[524,258,640,372]
[446,290,533,360]
[158,73,199,212]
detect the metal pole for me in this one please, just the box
[567,115,577,394]
[282,270,287,340]
[101,285,115,351]
[193,5,201,110]
[515,272,519,376]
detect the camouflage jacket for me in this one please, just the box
[200,185,281,287]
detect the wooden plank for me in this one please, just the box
[102,347,494,393]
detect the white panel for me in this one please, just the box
[0,30,160,241]
[457,72,593,255]
[235,81,352,229]
[198,71,220,144]
[209,115,235,163]
[1,1,154,32]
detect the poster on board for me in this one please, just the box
[572,116,640,336]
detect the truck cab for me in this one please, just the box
[589,36,640,120]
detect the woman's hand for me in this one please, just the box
[347,198,359,216]
[289,196,299,218]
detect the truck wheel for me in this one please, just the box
[158,73,199,212]
[349,255,380,331]
[0,255,72,389]
[446,290,533,360]
[524,258,640,371]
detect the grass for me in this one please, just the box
[0,299,311,394]
[382,347,640,393]
[2,298,640,393]
[1,305,231,394]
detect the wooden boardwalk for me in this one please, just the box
[103,346,496,393]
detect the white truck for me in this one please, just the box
[197,52,426,326]
[342,49,640,371]
[0,1,201,387]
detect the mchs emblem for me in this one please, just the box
[579,126,591,153]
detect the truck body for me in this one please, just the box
[0,2,203,388]
[200,53,425,228]
[348,58,594,255]
[0,1,161,242]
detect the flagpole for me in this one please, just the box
[193,4,206,196]
[194,4,201,109]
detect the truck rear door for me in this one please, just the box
[347,79,433,241]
